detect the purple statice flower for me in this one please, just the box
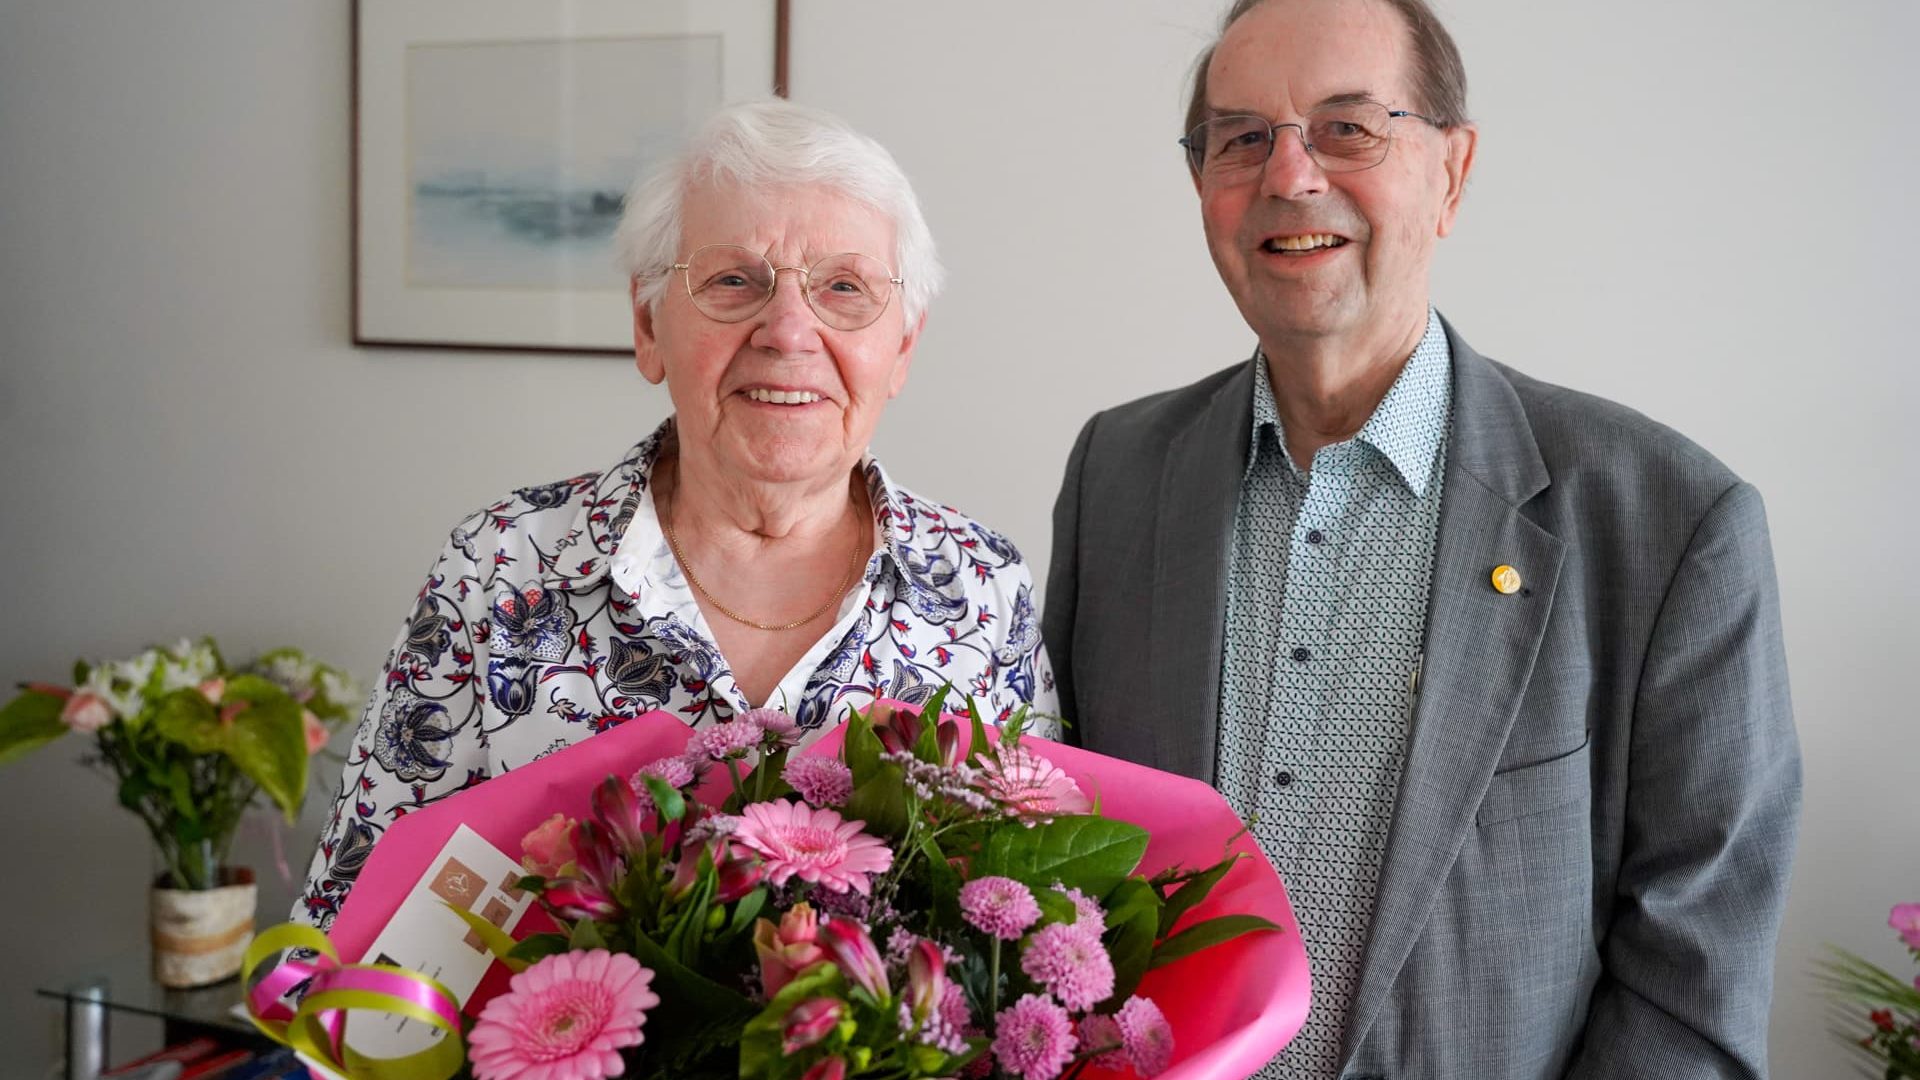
[960,876,1041,941]
[689,715,765,761]
[992,994,1075,1080]
[1076,1012,1128,1071]
[879,751,997,813]
[1020,922,1116,1012]
[1052,884,1107,937]
[785,756,854,807]
[679,812,740,846]
[1114,995,1174,1076]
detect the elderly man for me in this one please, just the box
[1042,1,1800,1077]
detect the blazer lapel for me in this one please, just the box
[1341,326,1566,1062]
[1147,360,1254,782]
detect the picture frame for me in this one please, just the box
[352,0,790,354]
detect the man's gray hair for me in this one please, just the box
[1184,0,1470,137]
[616,100,944,327]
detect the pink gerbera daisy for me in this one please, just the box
[468,949,659,1080]
[784,757,854,807]
[1114,995,1175,1076]
[731,800,893,894]
[975,746,1092,822]
[1020,921,1116,1012]
[993,994,1076,1080]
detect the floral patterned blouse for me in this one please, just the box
[295,420,1057,929]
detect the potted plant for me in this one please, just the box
[0,638,357,987]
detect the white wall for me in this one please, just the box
[1,2,1913,1076]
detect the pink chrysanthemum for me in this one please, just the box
[690,715,765,761]
[468,949,659,1080]
[1076,1013,1128,1071]
[1020,922,1116,1012]
[731,800,893,894]
[993,994,1076,1080]
[630,754,696,793]
[741,706,801,746]
[976,746,1092,822]
[1052,884,1106,937]
[785,757,854,807]
[960,876,1041,940]
[1114,995,1174,1076]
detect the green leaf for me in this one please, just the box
[506,932,571,967]
[444,901,529,971]
[568,919,608,951]
[975,815,1150,899]
[1148,913,1284,970]
[922,833,962,929]
[913,684,954,764]
[966,695,992,765]
[150,690,224,754]
[220,675,307,821]
[740,964,845,1080]
[641,773,685,824]
[1156,852,1243,938]
[665,849,717,967]
[629,929,757,1071]
[1101,878,1162,1008]
[72,660,92,685]
[0,691,69,765]
[844,763,910,839]
[1030,885,1079,927]
[843,707,881,781]
[725,886,768,941]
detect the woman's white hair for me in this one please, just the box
[616,100,944,326]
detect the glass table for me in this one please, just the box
[36,950,275,1080]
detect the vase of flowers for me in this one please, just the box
[1818,903,1920,1079]
[0,638,357,986]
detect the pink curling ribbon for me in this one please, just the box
[242,924,466,1080]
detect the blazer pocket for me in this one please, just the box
[1475,736,1592,827]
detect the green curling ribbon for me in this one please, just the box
[242,923,468,1080]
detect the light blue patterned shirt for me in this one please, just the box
[1217,310,1452,1079]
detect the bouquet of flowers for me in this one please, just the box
[250,690,1308,1080]
[1819,903,1920,1079]
[0,638,357,890]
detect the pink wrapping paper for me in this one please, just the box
[328,709,1309,1079]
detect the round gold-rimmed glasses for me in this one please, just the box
[670,244,904,331]
[1180,101,1442,181]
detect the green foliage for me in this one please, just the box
[1149,913,1285,970]
[0,691,67,764]
[975,815,1151,899]
[740,965,846,1080]
[1101,878,1163,1008]
[1154,851,1245,938]
[629,929,756,1075]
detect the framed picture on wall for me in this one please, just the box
[353,0,790,353]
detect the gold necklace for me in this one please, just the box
[662,501,868,632]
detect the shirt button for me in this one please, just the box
[1305,528,1326,545]
[1275,769,1295,787]
[1291,646,1311,662]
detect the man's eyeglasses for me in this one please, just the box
[1181,102,1442,181]
[670,245,904,331]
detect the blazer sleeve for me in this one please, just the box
[1567,481,1802,1078]
[1042,413,1099,744]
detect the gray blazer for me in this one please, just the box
[1043,318,1801,1079]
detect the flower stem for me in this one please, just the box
[989,937,1001,1020]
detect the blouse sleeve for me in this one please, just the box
[291,512,494,929]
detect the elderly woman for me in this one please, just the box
[296,101,1055,928]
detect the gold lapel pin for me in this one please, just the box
[1491,564,1523,595]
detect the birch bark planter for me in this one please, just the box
[151,867,256,988]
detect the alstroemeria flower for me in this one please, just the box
[906,937,949,1025]
[592,773,650,856]
[572,820,627,894]
[872,703,962,766]
[801,1057,848,1080]
[542,879,622,922]
[818,917,890,1002]
[755,902,828,998]
[302,709,330,755]
[782,997,845,1053]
